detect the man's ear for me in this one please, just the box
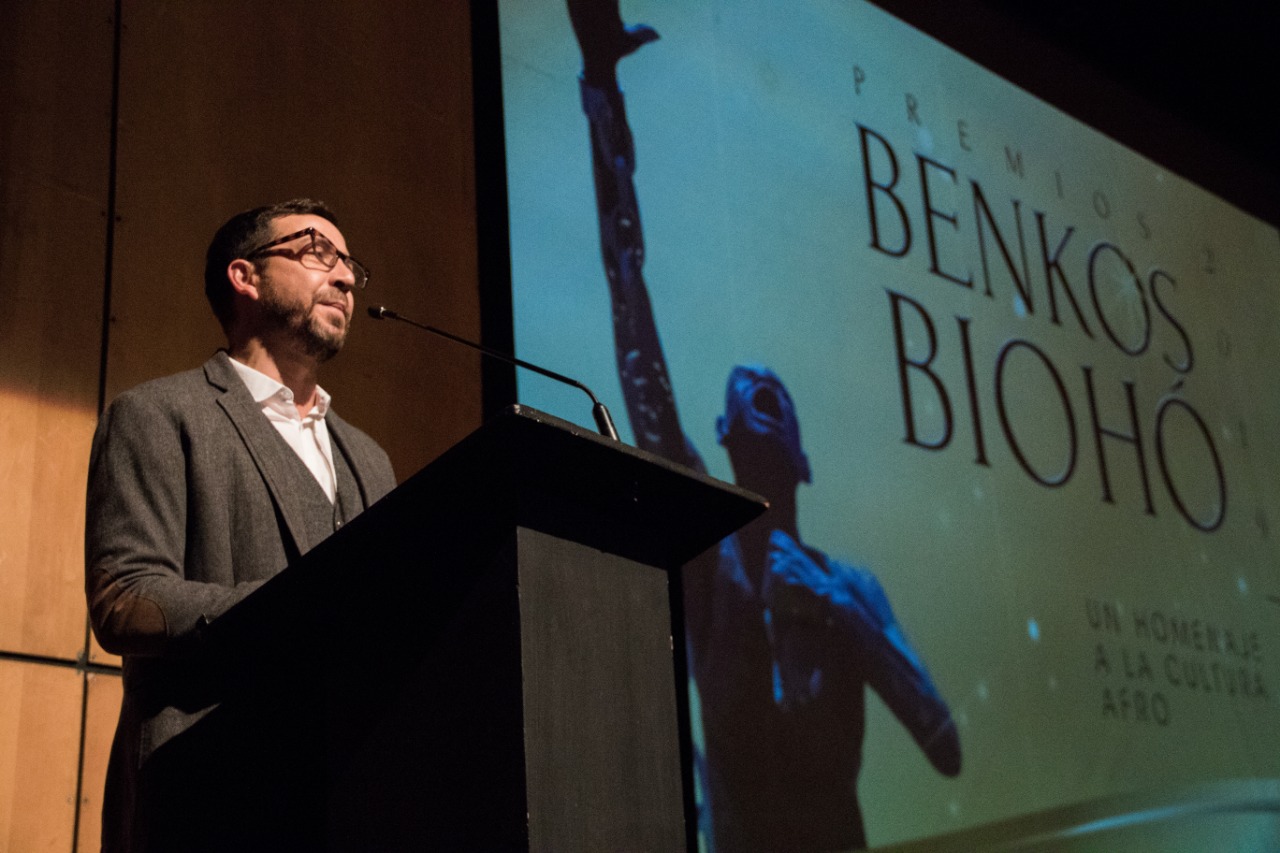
[227,259,261,301]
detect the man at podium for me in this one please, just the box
[84,199,396,852]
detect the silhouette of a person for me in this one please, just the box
[567,3,961,849]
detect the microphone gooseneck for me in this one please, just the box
[367,305,621,442]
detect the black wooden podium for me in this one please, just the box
[151,405,764,852]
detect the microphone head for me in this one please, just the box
[368,305,388,320]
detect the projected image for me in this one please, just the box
[566,2,959,849]
[501,0,1280,848]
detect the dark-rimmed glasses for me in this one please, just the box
[244,227,371,289]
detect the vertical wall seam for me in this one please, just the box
[95,0,123,418]
[71,668,91,853]
[78,1,124,849]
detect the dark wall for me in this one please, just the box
[872,0,1279,225]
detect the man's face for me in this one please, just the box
[252,213,356,362]
[716,365,812,489]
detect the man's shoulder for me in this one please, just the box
[116,365,207,401]
[108,354,230,407]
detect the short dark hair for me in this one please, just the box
[204,198,340,329]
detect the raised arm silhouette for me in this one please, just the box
[567,3,961,849]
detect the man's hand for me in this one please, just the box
[761,530,906,706]
[764,529,894,631]
[567,0,659,86]
[763,530,962,774]
[761,529,866,709]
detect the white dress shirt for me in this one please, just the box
[228,357,337,503]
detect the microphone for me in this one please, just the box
[367,305,620,442]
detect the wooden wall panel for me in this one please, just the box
[107,0,482,483]
[0,2,114,659]
[0,400,100,658]
[0,661,82,853]
[77,671,123,853]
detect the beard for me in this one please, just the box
[258,283,348,362]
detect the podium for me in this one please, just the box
[148,406,765,852]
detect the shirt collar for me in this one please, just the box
[228,356,331,418]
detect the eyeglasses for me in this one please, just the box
[244,227,371,289]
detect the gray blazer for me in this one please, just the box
[85,351,396,852]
